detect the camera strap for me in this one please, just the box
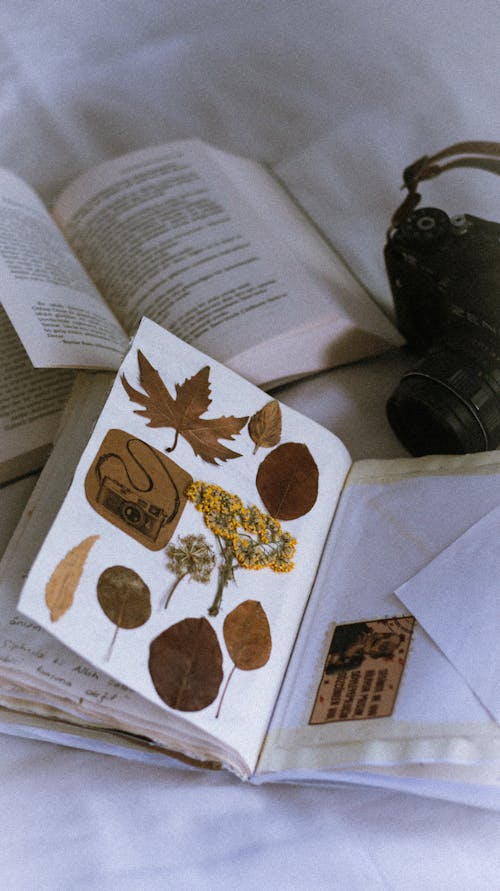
[392,140,500,225]
[94,437,181,525]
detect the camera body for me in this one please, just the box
[385,207,500,455]
[96,476,168,543]
[385,207,500,353]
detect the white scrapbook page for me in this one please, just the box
[16,317,351,772]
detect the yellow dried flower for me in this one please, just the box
[185,481,296,615]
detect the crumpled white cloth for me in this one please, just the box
[1,734,500,891]
[1,2,499,888]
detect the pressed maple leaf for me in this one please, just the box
[121,351,248,464]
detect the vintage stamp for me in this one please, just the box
[309,616,415,724]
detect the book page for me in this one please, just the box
[16,319,351,773]
[53,140,399,386]
[0,475,38,559]
[0,305,74,484]
[0,376,157,730]
[259,452,500,778]
[0,371,243,772]
[0,169,128,369]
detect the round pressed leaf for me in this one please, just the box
[149,617,223,711]
[97,565,151,629]
[223,600,272,671]
[256,441,319,520]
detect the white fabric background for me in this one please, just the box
[0,2,499,887]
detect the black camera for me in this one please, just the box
[385,142,500,455]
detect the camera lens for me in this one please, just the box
[121,502,145,527]
[386,350,500,455]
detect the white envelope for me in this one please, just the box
[396,505,500,724]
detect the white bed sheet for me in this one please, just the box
[1,2,499,888]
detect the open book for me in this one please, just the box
[0,319,498,808]
[0,138,400,487]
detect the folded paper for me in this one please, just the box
[396,505,500,724]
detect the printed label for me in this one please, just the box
[309,616,414,724]
[85,429,192,550]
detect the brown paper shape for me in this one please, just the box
[85,429,192,550]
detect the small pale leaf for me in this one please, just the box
[256,441,319,520]
[149,617,223,711]
[45,535,99,622]
[223,600,272,670]
[248,400,282,453]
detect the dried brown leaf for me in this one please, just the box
[248,400,282,454]
[97,566,152,661]
[256,442,319,520]
[223,600,272,670]
[149,617,223,711]
[97,565,152,629]
[121,351,248,464]
[45,535,99,622]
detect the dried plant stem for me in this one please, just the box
[104,625,119,662]
[215,663,236,719]
[208,539,236,617]
[165,429,180,453]
[162,574,186,610]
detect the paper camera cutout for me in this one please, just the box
[85,429,192,550]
